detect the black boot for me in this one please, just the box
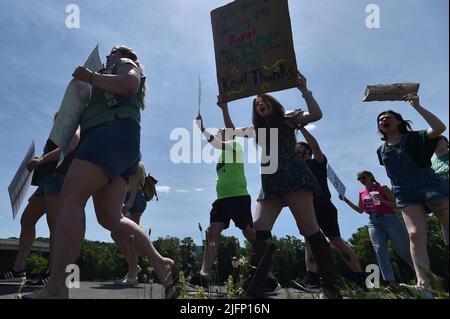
[307,231,340,299]
[243,232,275,299]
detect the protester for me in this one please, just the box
[376,93,448,296]
[225,72,339,298]
[112,161,148,285]
[340,171,414,290]
[432,135,449,246]
[0,116,79,288]
[294,127,365,292]
[189,103,258,291]
[24,45,177,299]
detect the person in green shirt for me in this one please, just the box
[432,135,449,246]
[25,45,177,299]
[190,106,255,290]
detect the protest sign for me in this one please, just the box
[211,0,298,102]
[363,83,420,102]
[8,141,35,219]
[49,45,102,153]
[327,164,346,197]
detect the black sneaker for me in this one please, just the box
[26,270,50,288]
[189,272,209,289]
[0,268,26,282]
[265,277,281,295]
[292,275,321,293]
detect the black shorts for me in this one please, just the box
[314,199,341,238]
[210,195,253,230]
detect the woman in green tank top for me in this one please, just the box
[24,46,177,299]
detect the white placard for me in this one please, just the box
[8,141,35,220]
[49,45,102,154]
[327,164,346,197]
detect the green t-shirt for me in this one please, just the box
[216,140,249,199]
[432,153,449,181]
[81,58,145,132]
[377,130,439,168]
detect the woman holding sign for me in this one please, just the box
[224,72,339,298]
[339,171,413,291]
[25,46,177,299]
[375,94,448,296]
[0,116,79,288]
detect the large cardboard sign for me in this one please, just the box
[8,141,35,219]
[327,164,346,197]
[211,0,298,102]
[49,45,102,153]
[363,83,420,102]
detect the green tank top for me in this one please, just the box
[81,58,146,132]
[216,141,249,199]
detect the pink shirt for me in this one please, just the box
[359,184,395,214]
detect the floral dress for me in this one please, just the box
[257,122,322,201]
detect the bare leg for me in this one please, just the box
[253,198,284,232]
[92,175,174,291]
[283,191,338,294]
[428,199,449,238]
[402,205,431,289]
[329,237,363,273]
[14,196,45,271]
[44,195,62,272]
[200,223,225,277]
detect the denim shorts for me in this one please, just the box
[74,118,140,183]
[32,173,65,197]
[394,175,449,209]
[124,190,147,217]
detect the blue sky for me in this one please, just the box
[0,0,448,245]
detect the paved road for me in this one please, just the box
[0,282,315,299]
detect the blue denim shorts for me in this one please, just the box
[124,190,147,217]
[32,173,65,197]
[75,118,140,183]
[394,175,449,209]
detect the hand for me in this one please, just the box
[72,66,93,83]
[404,93,420,108]
[296,71,308,92]
[217,96,228,110]
[27,157,43,171]
[196,114,204,131]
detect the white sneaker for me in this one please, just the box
[114,265,141,285]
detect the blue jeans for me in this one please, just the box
[368,213,413,282]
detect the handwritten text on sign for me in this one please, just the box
[211,0,298,102]
[327,164,346,197]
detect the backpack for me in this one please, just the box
[141,174,159,202]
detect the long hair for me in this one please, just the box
[114,45,147,110]
[357,170,380,185]
[377,110,412,141]
[252,94,285,145]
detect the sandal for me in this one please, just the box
[164,264,192,299]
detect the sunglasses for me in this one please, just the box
[357,176,367,181]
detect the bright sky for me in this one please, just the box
[0,0,448,245]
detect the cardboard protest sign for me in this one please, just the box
[49,45,102,153]
[211,0,298,102]
[8,141,35,219]
[363,83,420,102]
[327,164,346,197]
